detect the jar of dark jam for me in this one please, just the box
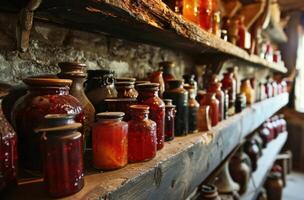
[136,83,165,150]
[128,105,157,162]
[163,99,176,141]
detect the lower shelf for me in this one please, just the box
[241,132,288,200]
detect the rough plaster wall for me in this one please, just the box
[0,13,193,86]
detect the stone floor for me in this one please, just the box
[283,172,304,200]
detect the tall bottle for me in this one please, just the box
[221,72,236,115]
[163,80,189,136]
[136,83,165,150]
[184,84,199,133]
[207,79,224,121]
[163,99,176,141]
[200,92,219,126]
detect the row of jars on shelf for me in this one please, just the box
[0,61,286,197]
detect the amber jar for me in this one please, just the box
[184,84,199,133]
[85,70,117,112]
[163,80,189,136]
[0,90,17,192]
[163,99,176,141]
[221,72,236,115]
[200,92,219,127]
[198,184,221,200]
[36,114,84,198]
[136,83,165,150]
[58,62,95,148]
[149,70,165,98]
[115,81,138,98]
[104,98,137,121]
[207,81,224,121]
[197,105,212,132]
[198,0,212,31]
[265,172,283,200]
[128,105,157,162]
[92,112,128,170]
[241,79,255,104]
[243,139,260,172]
[183,0,199,23]
[229,147,251,195]
[11,77,85,172]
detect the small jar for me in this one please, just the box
[36,114,84,197]
[163,99,176,141]
[85,70,117,112]
[128,105,157,162]
[207,81,224,121]
[115,81,138,98]
[200,92,219,127]
[104,98,137,121]
[265,172,283,200]
[197,105,212,132]
[221,72,236,115]
[184,84,199,133]
[241,79,255,105]
[92,112,128,170]
[235,93,247,113]
[163,80,189,136]
[136,83,165,150]
[198,184,221,200]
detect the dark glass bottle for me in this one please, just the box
[163,99,176,141]
[128,105,157,162]
[184,84,199,133]
[235,93,246,113]
[92,112,128,170]
[11,77,85,172]
[221,72,236,115]
[0,89,17,192]
[85,70,117,112]
[36,114,84,197]
[163,80,189,136]
[137,83,165,150]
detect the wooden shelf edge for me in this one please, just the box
[241,132,288,200]
[7,94,289,200]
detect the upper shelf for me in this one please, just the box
[6,93,289,200]
[1,0,287,73]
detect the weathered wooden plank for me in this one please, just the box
[5,93,289,200]
[241,132,288,200]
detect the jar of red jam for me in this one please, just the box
[221,72,236,115]
[207,81,224,121]
[36,114,84,197]
[163,99,176,141]
[128,105,157,162]
[92,112,128,170]
[11,77,85,172]
[115,78,138,98]
[0,89,17,192]
[200,92,219,126]
[136,83,165,150]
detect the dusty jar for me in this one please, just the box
[36,114,84,198]
[163,99,176,141]
[184,84,199,133]
[265,172,283,200]
[92,112,128,170]
[128,105,157,162]
[11,77,85,172]
[136,83,165,150]
[163,80,189,136]
[199,92,219,127]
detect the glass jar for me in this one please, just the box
[183,0,199,24]
[198,0,212,31]
[184,84,199,133]
[57,62,95,148]
[163,80,189,136]
[11,77,85,172]
[197,105,212,131]
[128,105,157,162]
[265,172,283,200]
[221,72,236,115]
[115,81,138,98]
[36,114,84,197]
[136,83,165,150]
[104,98,137,121]
[200,92,219,126]
[85,70,117,112]
[149,70,165,98]
[163,99,176,141]
[207,81,224,121]
[241,79,255,105]
[235,93,246,113]
[0,90,17,192]
[92,112,128,170]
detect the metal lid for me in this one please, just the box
[96,112,125,119]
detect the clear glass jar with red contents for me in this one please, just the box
[199,92,219,126]
[163,99,176,141]
[221,72,236,115]
[36,114,84,198]
[128,105,157,162]
[92,112,128,170]
[136,83,165,150]
[207,80,224,121]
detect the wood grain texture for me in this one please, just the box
[5,93,289,200]
[241,132,288,200]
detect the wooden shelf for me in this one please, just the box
[5,93,289,200]
[1,0,287,73]
[241,132,288,200]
